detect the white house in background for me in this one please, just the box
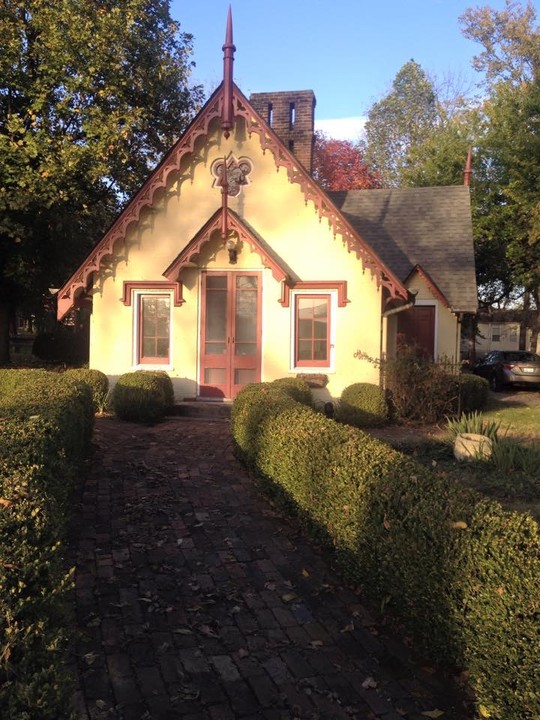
[476,321,535,355]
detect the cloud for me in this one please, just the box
[315,117,366,142]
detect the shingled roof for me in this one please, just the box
[329,186,477,314]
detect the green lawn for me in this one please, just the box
[383,391,540,520]
[481,392,540,440]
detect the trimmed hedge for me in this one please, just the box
[0,369,94,462]
[270,377,312,406]
[112,370,174,423]
[0,369,95,719]
[336,382,389,428]
[232,382,540,720]
[231,383,299,466]
[64,367,109,412]
[458,373,489,413]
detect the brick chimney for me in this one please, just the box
[249,90,316,174]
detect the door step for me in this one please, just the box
[172,401,232,419]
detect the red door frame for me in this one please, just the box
[199,271,262,399]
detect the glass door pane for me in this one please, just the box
[205,279,227,355]
[235,275,258,356]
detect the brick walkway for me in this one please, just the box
[71,416,472,720]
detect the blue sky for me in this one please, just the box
[170,0,538,139]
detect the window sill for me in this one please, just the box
[133,363,174,371]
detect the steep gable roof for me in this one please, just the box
[56,80,408,319]
[329,186,477,314]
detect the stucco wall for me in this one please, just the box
[89,118,385,400]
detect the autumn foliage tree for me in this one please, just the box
[312,132,381,191]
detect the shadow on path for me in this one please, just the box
[71,416,472,720]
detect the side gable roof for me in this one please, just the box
[56,81,408,319]
[329,186,477,314]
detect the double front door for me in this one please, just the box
[200,272,261,398]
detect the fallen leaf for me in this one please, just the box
[237,647,250,659]
[282,593,297,603]
[0,498,13,508]
[340,622,355,633]
[264,582,276,591]
[496,587,505,596]
[361,676,377,689]
[421,710,444,718]
[302,568,310,577]
[310,640,323,648]
[83,652,99,665]
[174,627,193,635]
[198,624,219,638]
[396,708,407,717]
[177,684,200,700]
[451,521,468,530]
[478,705,491,718]
[383,515,391,530]
[95,699,108,710]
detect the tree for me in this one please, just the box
[363,60,439,187]
[460,0,540,86]
[312,133,381,191]
[0,0,203,363]
[459,0,540,350]
[401,111,474,188]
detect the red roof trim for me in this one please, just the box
[57,82,408,320]
[279,281,349,308]
[230,85,408,302]
[56,86,225,320]
[406,265,450,308]
[121,281,184,306]
[163,208,290,284]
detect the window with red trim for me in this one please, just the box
[294,294,330,367]
[138,294,170,364]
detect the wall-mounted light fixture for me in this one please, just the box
[226,237,238,264]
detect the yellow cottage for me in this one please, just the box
[57,12,477,403]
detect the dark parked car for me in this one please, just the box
[473,350,540,391]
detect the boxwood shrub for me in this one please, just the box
[231,383,299,466]
[458,373,489,413]
[336,382,389,427]
[64,367,109,412]
[232,383,540,720]
[0,369,94,460]
[0,369,94,719]
[270,377,312,406]
[112,370,174,423]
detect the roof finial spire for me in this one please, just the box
[463,145,473,186]
[221,6,235,138]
